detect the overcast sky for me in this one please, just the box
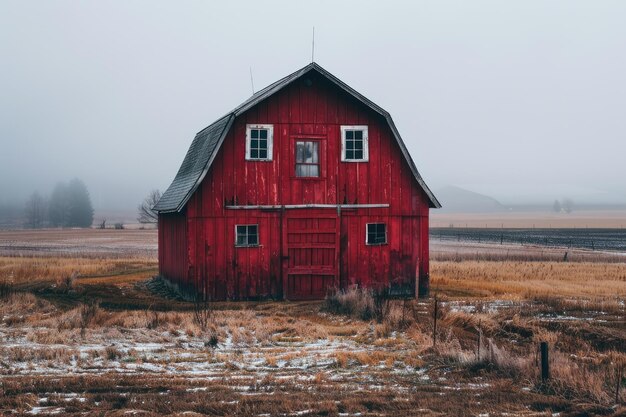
[1,0,625,210]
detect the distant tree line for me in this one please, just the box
[552,198,574,214]
[24,179,94,228]
[0,202,22,229]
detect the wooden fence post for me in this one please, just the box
[477,319,482,361]
[617,365,623,405]
[540,342,550,381]
[432,295,438,348]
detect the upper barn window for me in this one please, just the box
[341,125,369,162]
[295,141,320,177]
[245,124,273,161]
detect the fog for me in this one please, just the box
[1,0,625,212]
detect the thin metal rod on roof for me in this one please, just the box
[311,26,315,62]
[249,66,255,95]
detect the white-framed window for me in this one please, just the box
[235,224,259,247]
[341,125,369,162]
[366,223,387,245]
[245,124,273,161]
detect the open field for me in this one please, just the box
[0,229,624,416]
[431,239,626,263]
[432,228,626,253]
[0,229,157,258]
[431,210,626,229]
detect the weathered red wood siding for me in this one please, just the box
[158,211,189,290]
[162,72,431,300]
[185,212,283,300]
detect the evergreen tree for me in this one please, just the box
[67,178,94,227]
[48,182,70,227]
[48,179,94,227]
[24,192,47,228]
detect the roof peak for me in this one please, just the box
[155,63,440,213]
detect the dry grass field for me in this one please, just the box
[431,261,626,298]
[0,229,624,416]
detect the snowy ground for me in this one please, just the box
[0,230,623,416]
[1,293,623,416]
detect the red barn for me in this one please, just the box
[154,63,440,301]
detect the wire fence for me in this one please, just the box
[430,228,626,253]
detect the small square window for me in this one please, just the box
[341,126,368,162]
[236,225,259,247]
[246,125,273,161]
[366,223,387,245]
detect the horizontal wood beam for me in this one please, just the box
[225,204,390,210]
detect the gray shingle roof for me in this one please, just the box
[153,115,233,213]
[155,63,440,213]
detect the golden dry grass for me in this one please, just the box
[0,281,624,414]
[0,256,157,285]
[431,260,626,298]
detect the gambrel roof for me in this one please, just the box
[154,62,441,213]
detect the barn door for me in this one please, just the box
[282,212,339,300]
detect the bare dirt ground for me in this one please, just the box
[0,229,624,416]
[0,229,157,258]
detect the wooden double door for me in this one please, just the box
[282,211,339,300]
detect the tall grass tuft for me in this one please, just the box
[57,271,78,294]
[79,299,100,337]
[324,286,391,322]
[0,280,14,299]
[193,294,213,332]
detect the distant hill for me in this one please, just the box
[434,186,507,213]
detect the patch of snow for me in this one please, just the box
[186,387,208,392]
[28,407,64,415]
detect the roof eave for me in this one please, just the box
[154,115,235,214]
[174,115,234,213]
[385,116,442,209]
